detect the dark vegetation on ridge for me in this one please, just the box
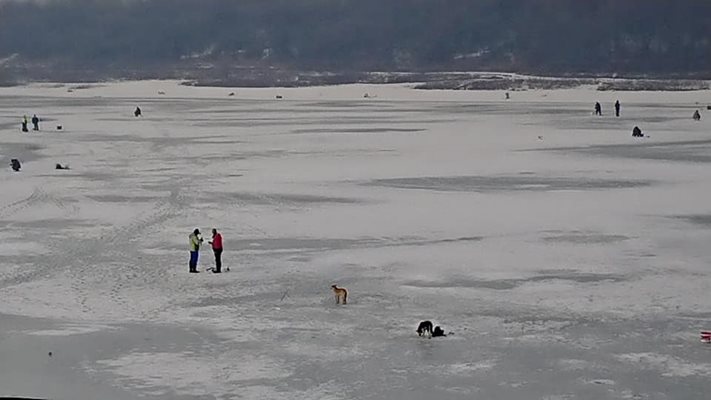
[0,0,710,84]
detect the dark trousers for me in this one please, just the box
[213,248,223,272]
[189,251,199,272]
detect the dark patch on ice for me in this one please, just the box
[437,103,508,113]
[367,175,651,192]
[204,192,365,206]
[234,235,483,253]
[433,102,588,117]
[195,117,449,128]
[0,397,47,400]
[675,215,711,227]
[634,115,690,123]
[164,149,289,163]
[530,271,627,283]
[76,133,244,148]
[5,219,94,229]
[535,139,711,163]
[76,134,195,145]
[0,95,115,108]
[189,139,246,145]
[238,237,373,252]
[676,311,711,319]
[189,294,266,307]
[403,272,626,290]
[638,253,657,258]
[404,278,520,290]
[36,172,115,182]
[290,127,425,134]
[0,121,18,130]
[429,236,483,244]
[195,107,310,115]
[0,142,44,164]
[542,233,630,244]
[299,101,390,108]
[287,255,311,262]
[87,195,162,203]
[194,114,393,123]
[373,235,483,249]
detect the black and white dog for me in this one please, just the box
[417,321,448,338]
[416,320,433,337]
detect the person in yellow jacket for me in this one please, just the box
[188,228,203,273]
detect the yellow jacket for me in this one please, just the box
[189,233,202,251]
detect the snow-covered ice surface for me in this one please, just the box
[1,81,711,399]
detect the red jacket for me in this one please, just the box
[211,233,223,250]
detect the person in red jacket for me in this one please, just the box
[209,228,224,273]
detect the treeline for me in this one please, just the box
[0,0,710,78]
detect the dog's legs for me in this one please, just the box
[342,292,347,305]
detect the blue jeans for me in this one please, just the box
[189,251,199,272]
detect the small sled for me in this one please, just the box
[701,331,711,343]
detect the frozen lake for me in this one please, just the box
[1,81,710,399]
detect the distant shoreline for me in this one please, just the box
[2,69,710,92]
[183,71,711,92]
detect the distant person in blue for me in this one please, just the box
[188,228,203,273]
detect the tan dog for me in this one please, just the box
[331,284,348,305]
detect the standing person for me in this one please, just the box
[31,114,40,131]
[21,115,28,132]
[594,102,602,116]
[188,228,203,273]
[209,228,223,273]
[614,100,621,117]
